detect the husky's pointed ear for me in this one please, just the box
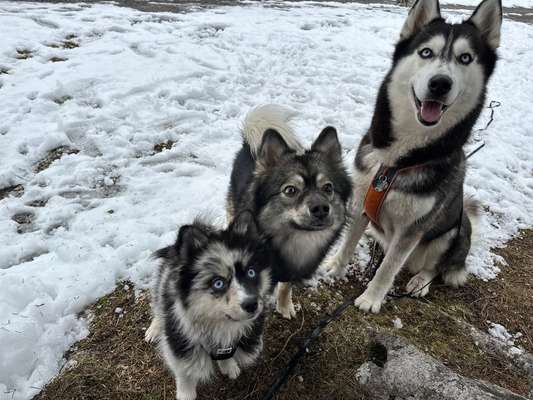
[175,223,210,261]
[468,0,502,50]
[258,129,291,167]
[400,0,441,40]
[230,210,259,239]
[311,126,342,161]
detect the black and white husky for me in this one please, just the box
[227,105,352,319]
[145,212,271,400]
[328,0,502,313]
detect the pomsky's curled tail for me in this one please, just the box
[241,104,304,157]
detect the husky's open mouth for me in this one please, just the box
[413,89,449,126]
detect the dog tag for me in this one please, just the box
[373,175,389,192]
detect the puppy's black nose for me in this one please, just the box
[310,204,330,220]
[428,74,452,97]
[242,299,258,314]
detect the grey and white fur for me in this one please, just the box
[327,0,502,313]
[145,212,271,400]
[228,105,352,319]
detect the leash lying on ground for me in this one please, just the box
[260,100,501,400]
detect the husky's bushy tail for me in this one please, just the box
[241,104,304,156]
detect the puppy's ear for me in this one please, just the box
[175,223,210,261]
[468,0,502,50]
[258,129,291,167]
[311,126,342,161]
[229,210,259,240]
[400,0,441,40]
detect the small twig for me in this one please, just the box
[271,309,305,362]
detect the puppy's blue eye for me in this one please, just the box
[247,268,256,279]
[212,278,227,291]
[419,48,433,59]
[458,53,473,65]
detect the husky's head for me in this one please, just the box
[161,212,271,325]
[388,0,502,130]
[252,127,352,268]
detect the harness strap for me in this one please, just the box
[363,165,400,229]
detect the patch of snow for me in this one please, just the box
[440,0,533,8]
[488,322,515,346]
[392,317,403,329]
[0,1,532,399]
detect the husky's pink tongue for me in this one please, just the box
[420,101,443,123]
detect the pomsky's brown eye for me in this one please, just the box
[322,182,334,194]
[458,53,473,65]
[283,185,299,197]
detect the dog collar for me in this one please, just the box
[208,345,238,361]
[363,164,423,229]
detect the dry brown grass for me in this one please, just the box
[35,231,533,400]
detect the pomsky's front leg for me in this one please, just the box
[275,282,296,320]
[355,234,421,313]
[173,370,199,400]
[327,212,369,277]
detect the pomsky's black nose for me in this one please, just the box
[428,74,452,97]
[241,298,258,314]
[310,203,330,220]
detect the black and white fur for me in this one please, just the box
[328,0,502,313]
[145,212,271,400]
[227,105,352,319]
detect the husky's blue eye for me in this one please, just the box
[282,185,299,197]
[212,278,227,291]
[419,48,433,59]
[458,53,473,65]
[247,268,257,279]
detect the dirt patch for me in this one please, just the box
[35,231,532,400]
[16,48,33,60]
[153,140,175,153]
[52,95,73,105]
[0,184,24,200]
[35,146,79,172]
[49,56,68,63]
[12,211,35,234]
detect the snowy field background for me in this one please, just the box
[1,1,532,399]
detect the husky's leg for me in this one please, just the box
[355,233,421,313]
[275,282,296,320]
[218,358,241,380]
[327,213,369,277]
[144,316,163,343]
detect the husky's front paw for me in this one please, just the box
[218,358,241,380]
[276,298,297,320]
[144,318,162,343]
[354,289,384,314]
[176,386,196,400]
[406,273,432,298]
[443,268,468,288]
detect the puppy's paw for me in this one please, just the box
[144,318,162,343]
[324,255,348,278]
[176,390,196,400]
[218,359,241,380]
[406,273,432,298]
[443,268,468,288]
[354,289,384,314]
[276,298,297,320]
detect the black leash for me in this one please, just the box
[259,100,500,400]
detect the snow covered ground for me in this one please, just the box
[441,0,533,8]
[0,1,532,399]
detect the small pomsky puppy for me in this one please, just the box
[227,105,352,319]
[328,0,502,313]
[145,212,271,400]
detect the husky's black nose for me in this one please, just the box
[310,204,330,220]
[428,75,452,97]
[242,299,258,314]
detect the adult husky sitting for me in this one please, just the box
[328,0,502,313]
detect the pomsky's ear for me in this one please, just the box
[468,0,502,50]
[400,0,441,40]
[258,129,291,167]
[311,126,342,161]
[229,210,259,239]
[175,223,210,261]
